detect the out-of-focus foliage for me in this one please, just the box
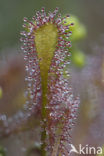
[64,15,86,41]
[72,49,85,67]
[0,87,3,99]
[0,146,6,156]
[63,15,87,67]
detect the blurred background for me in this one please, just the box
[0,0,104,52]
[0,0,104,156]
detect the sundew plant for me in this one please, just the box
[21,7,80,155]
[0,7,80,156]
[21,7,80,156]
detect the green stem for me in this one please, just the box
[41,82,47,156]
